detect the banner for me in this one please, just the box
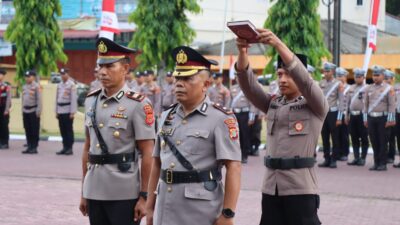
[99,0,119,40]
[362,0,381,73]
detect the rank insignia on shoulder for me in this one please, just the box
[126,91,145,102]
[224,118,238,140]
[86,88,101,97]
[213,103,233,115]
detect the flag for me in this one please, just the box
[99,0,119,40]
[229,54,235,80]
[362,0,381,73]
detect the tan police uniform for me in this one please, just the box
[56,77,78,154]
[140,82,161,116]
[364,78,396,169]
[345,78,369,165]
[161,82,175,111]
[230,83,256,161]
[208,83,231,108]
[236,55,328,196]
[22,72,42,152]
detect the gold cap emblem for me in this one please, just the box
[176,50,188,64]
[98,41,107,53]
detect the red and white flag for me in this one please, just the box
[362,0,381,73]
[99,0,120,40]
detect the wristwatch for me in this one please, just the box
[222,208,235,218]
[139,191,148,200]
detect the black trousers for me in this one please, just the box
[349,114,369,159]
[368,116,389,166]
[235,112,251,160]
[250,115,262,152]
[87,199,139,225]
[337,117,350,157]
[23,112,40,148]
[260,194,321,225]
[321,111,340,161]
[0,106,9,145]
[396,113,400,159]
[57,113,74,149]
[387,126,396,160]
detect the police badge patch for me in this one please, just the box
[224,118,239,140]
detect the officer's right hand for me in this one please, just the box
[335,120,342,127]
[145,208,154,225]
[364,121,368,128]
[236,38,251,53]
[79,197,88,216]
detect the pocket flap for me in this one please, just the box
[108,119,128,129]
[186,129,210,139]
[184,185,215,201]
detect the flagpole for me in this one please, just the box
[219,0,229,73]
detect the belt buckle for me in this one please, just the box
[166,169,173,184]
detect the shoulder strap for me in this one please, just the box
[349,85,367,107]
[88,95,109,154]
[212,103,233,115]
[126,91,145,102]
[325,81,340,98]
[87,88,101,97]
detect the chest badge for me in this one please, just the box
[294,121,304,132]
[118,106,126,112]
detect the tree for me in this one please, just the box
[263,0,330,80]
[128,0,201,75]
[386,0,400,16]
[4,0,67,84]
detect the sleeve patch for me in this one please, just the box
[143,104,155,126]
[224,118,239,140]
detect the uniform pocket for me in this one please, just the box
[184,183,217,201]
[266,110,276,135]
[108,119,128,130]
[185,128,210,154]
[288,112,310,136]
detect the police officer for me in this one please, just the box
[79,38,155,225]
[208,72,231,108]
[160,71,176,111]
[140,70,161,116]
[126,68,140,91]
[135,71,145,89]
[146,46,242,225]
[236,28,327,225]
[0,68,11,149]
[230,79,256,163]
[345,68,369,166]
[336,67,350,161]
[249,107,264,157]
[21,70,42,154]
[318,62,343,168]
[55,68,78,155]
[89,67,102,92]
[393,72,400,168]
[383,69,397,163]
[364,65,396,171]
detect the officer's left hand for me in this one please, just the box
[256,28,282,48]
[385,121,396,128]
[70,113,75,119]
[336,120,342,126]
[4,111,9,116]
[134,197,146,222]
[248,120,255,126]
[214,215,234,225]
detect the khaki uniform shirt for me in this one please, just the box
[140,82,161,115]
[152,96,241,225]
[345,83,367,120]
[22,81,42,116]
[208,84,231,108]
[83,85,156,200]
[0,82,11,113]
[364,83,396,114]
[319,78,342,109]
[89,79,102,92]
[394,83,400,113]
[161,83,175,110]
[236,56,329,196]
[56,79,77,114]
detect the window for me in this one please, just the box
[357,0,363,6]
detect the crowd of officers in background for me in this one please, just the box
[0,61,399,170]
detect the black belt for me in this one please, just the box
[88,152,135,165]
[57,102,71,106]
[24,105,37,110]
[160,168,221,184]
[264,156,315,170]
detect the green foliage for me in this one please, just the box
[128,0,201,73]
[264,0,330,80]
[4,0,67,84]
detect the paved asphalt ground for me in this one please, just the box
[1,140,400,225]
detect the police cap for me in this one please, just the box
[172,46,218,77]
[96,37,136,65]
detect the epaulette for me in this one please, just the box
[126,91,145,102]
[86,88,101,97]
[212,103,233,115]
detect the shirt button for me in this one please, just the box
[103,104,108,108]
[167,187,172,192]
[170,162,175,168]
[195,131,200,136]
[99,123,104,128]
[96,144,100,148]
[176,140,181,145]
[161,141,166,148]
[115,122,120,126]
[113,131,120,138]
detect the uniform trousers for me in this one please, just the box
[321,111,340,161]
[396,113,400,158]
[260,193,321,225]
[87,199,139,225]
[387,126,397,160]
[250,115,262,152]
[349,114,369,159]
[57,113,74,149]
[235,112,251,160]
[23,112,40,148]
[0,105,9,146]
[337,117,350,158]
[367,116,389,166]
